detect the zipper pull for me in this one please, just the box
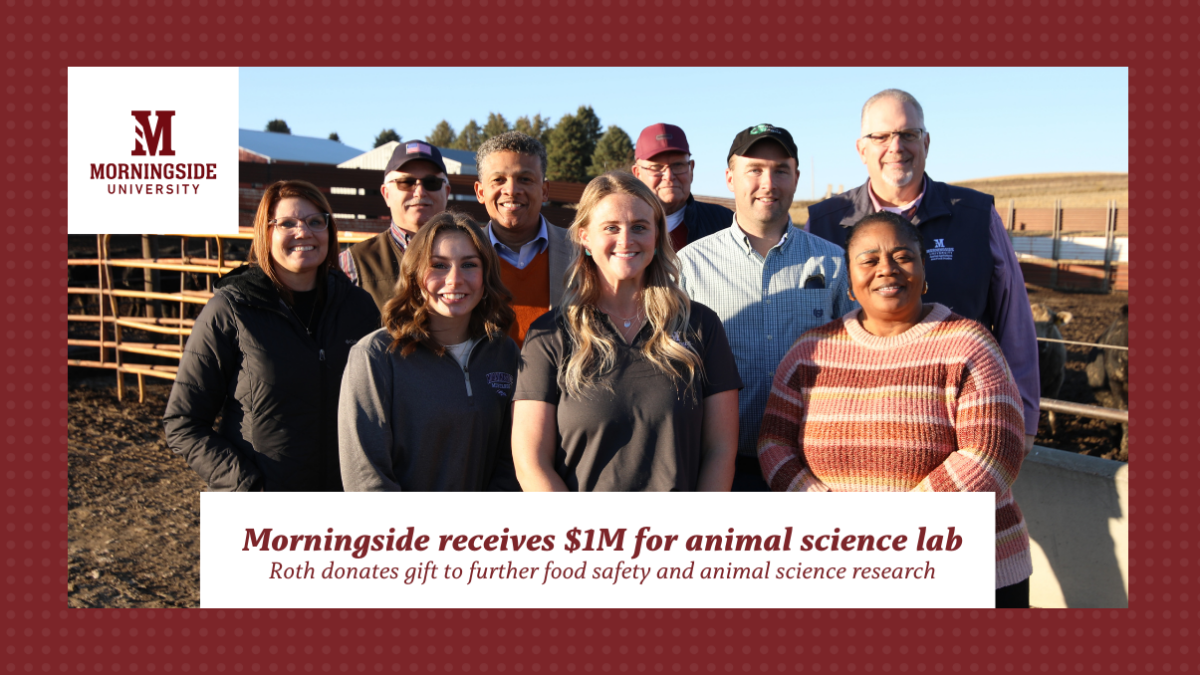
[319,349,326,362]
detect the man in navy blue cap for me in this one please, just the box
[339,140,452,310]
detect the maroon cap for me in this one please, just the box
[635,123,690,160]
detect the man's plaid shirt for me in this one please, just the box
[677,219,857,459]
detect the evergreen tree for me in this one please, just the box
[588,125,635,177]
[328,132,340,142]
[514,114,553,146]
[481,112,511,142]
[575,105,603,154]
[373,128,402,148]
[426,120,457,147]
[265,119,291,134]
[546,111,592,183]
[453,119,484,152]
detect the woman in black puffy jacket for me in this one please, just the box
[163,180,380,491]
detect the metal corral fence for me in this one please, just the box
[1004,200,1128,293]
[66,234,1128,427]
[66,230,375,403]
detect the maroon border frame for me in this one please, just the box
[8,0,1191,669]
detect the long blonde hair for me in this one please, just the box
[560,172,703,399]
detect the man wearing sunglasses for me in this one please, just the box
[340,141,451,310]
[806,88,1041,459]
[630,123,732,251]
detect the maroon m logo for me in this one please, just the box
[131,110,176,156]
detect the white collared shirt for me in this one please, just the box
[487,216,551,269]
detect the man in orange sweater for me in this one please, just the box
[473,131,572,347]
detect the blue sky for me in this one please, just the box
[239,67,1128,199]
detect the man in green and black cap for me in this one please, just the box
[675,124,857,491]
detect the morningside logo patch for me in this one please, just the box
[69,67,238,234]
[88,110,217,197]
[132,110,175,156]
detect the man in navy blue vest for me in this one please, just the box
[806,89,1041,457]
[631,123,733,251]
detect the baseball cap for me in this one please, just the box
[635,123,690,160]
[727,124,798,161]
[384,140,448,177]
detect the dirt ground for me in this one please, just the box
[65,286,1129,608]
[68,377,202,608]
[1025,287,1129,460]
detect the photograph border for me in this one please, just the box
[14,0,1183,670]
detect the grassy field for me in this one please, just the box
[787,172,1129,224]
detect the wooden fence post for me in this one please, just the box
[141,234,163,318]
[1102,200,1116,294]
[1050,199,1062,289]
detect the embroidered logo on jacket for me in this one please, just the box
[487,372,514,397]
[928,238,955,261]
[670,331,694,350]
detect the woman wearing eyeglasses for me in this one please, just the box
[164,180,381,492]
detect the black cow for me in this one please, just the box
[1086,305,1129,460]
[1031,303,1073,436]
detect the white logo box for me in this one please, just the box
[68,67,239,235]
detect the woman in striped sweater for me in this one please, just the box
[758,211,1032,608]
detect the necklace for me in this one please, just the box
[303,299,318,333]
[611,307,642,329]
[291,291,319,334]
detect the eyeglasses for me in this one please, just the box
[636,161,691,178]
[269,213,331,232]
[385,176,448,192]
[861,128,926,146]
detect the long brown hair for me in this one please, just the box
[382,211,515,356]
[247,180,340,302]
[560,171,703,399]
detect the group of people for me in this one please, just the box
[163,89,1037,607]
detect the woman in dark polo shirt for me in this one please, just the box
[512,172,741,492]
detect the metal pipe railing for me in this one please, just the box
[1039,398,1128,424]
[1035,336,1128,351]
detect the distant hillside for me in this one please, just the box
[952,172,1128,209]
[788,172,1128,224]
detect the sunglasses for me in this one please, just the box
[386,176,448,192]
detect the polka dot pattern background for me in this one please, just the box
[2,0,1193,669]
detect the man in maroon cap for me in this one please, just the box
[339,141,452,310]
[631,123,733,251]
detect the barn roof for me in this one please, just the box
[338,142,478,175]
[238,129,366,165]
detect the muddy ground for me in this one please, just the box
[66,287,1129,608]
[68,378,202,608]
[1025,287,1129,460]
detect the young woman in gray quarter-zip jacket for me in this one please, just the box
[338,212,521,491]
